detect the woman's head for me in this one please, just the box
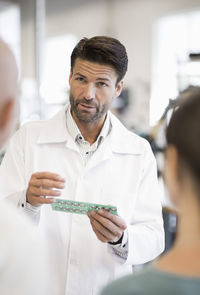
[164,86,200,207]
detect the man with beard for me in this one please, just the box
[0,36,164,295]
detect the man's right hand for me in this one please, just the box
[26,172,66,207]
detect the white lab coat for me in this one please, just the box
[0,105,164,295]
[0,200,54,295]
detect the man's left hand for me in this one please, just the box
[87,209,127,243]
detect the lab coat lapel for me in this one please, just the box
[84,111,142,172]
[37,105,79,153]
[37,106,68,144]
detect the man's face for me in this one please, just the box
[69,58,123,125]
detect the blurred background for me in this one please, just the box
[0,0,200,252]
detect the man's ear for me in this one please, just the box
[0,99,15,131]
[114,80,123,99]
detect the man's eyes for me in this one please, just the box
[97,82,108,87]
[75,78,108,87]
[76,77,85,82]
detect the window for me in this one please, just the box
[150,10,200,126]
[40,34,77,118]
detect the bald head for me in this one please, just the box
[0,39,18,148]
[0,40,18,102]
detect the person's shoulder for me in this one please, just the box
[101,268,143,292]
[101,267,200,295]
[101,268,159,295]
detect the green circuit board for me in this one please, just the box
[51,198,117,215]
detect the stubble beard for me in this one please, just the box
[69,93,108,123]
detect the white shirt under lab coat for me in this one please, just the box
[0,105,164,295]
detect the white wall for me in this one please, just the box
[19,0,200,130]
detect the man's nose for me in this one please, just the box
[83,83,95,100]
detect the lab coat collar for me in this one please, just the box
[109,112,142,155]
[37,105,142,155]
[37,105,70,144]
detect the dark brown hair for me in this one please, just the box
[166,86,200,187]
[70,36,128,83]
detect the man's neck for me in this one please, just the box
[72,114,106,145]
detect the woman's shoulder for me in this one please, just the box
[101,267,200,295]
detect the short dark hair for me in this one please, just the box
[166,86,200,192]
[70,36,128,83]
